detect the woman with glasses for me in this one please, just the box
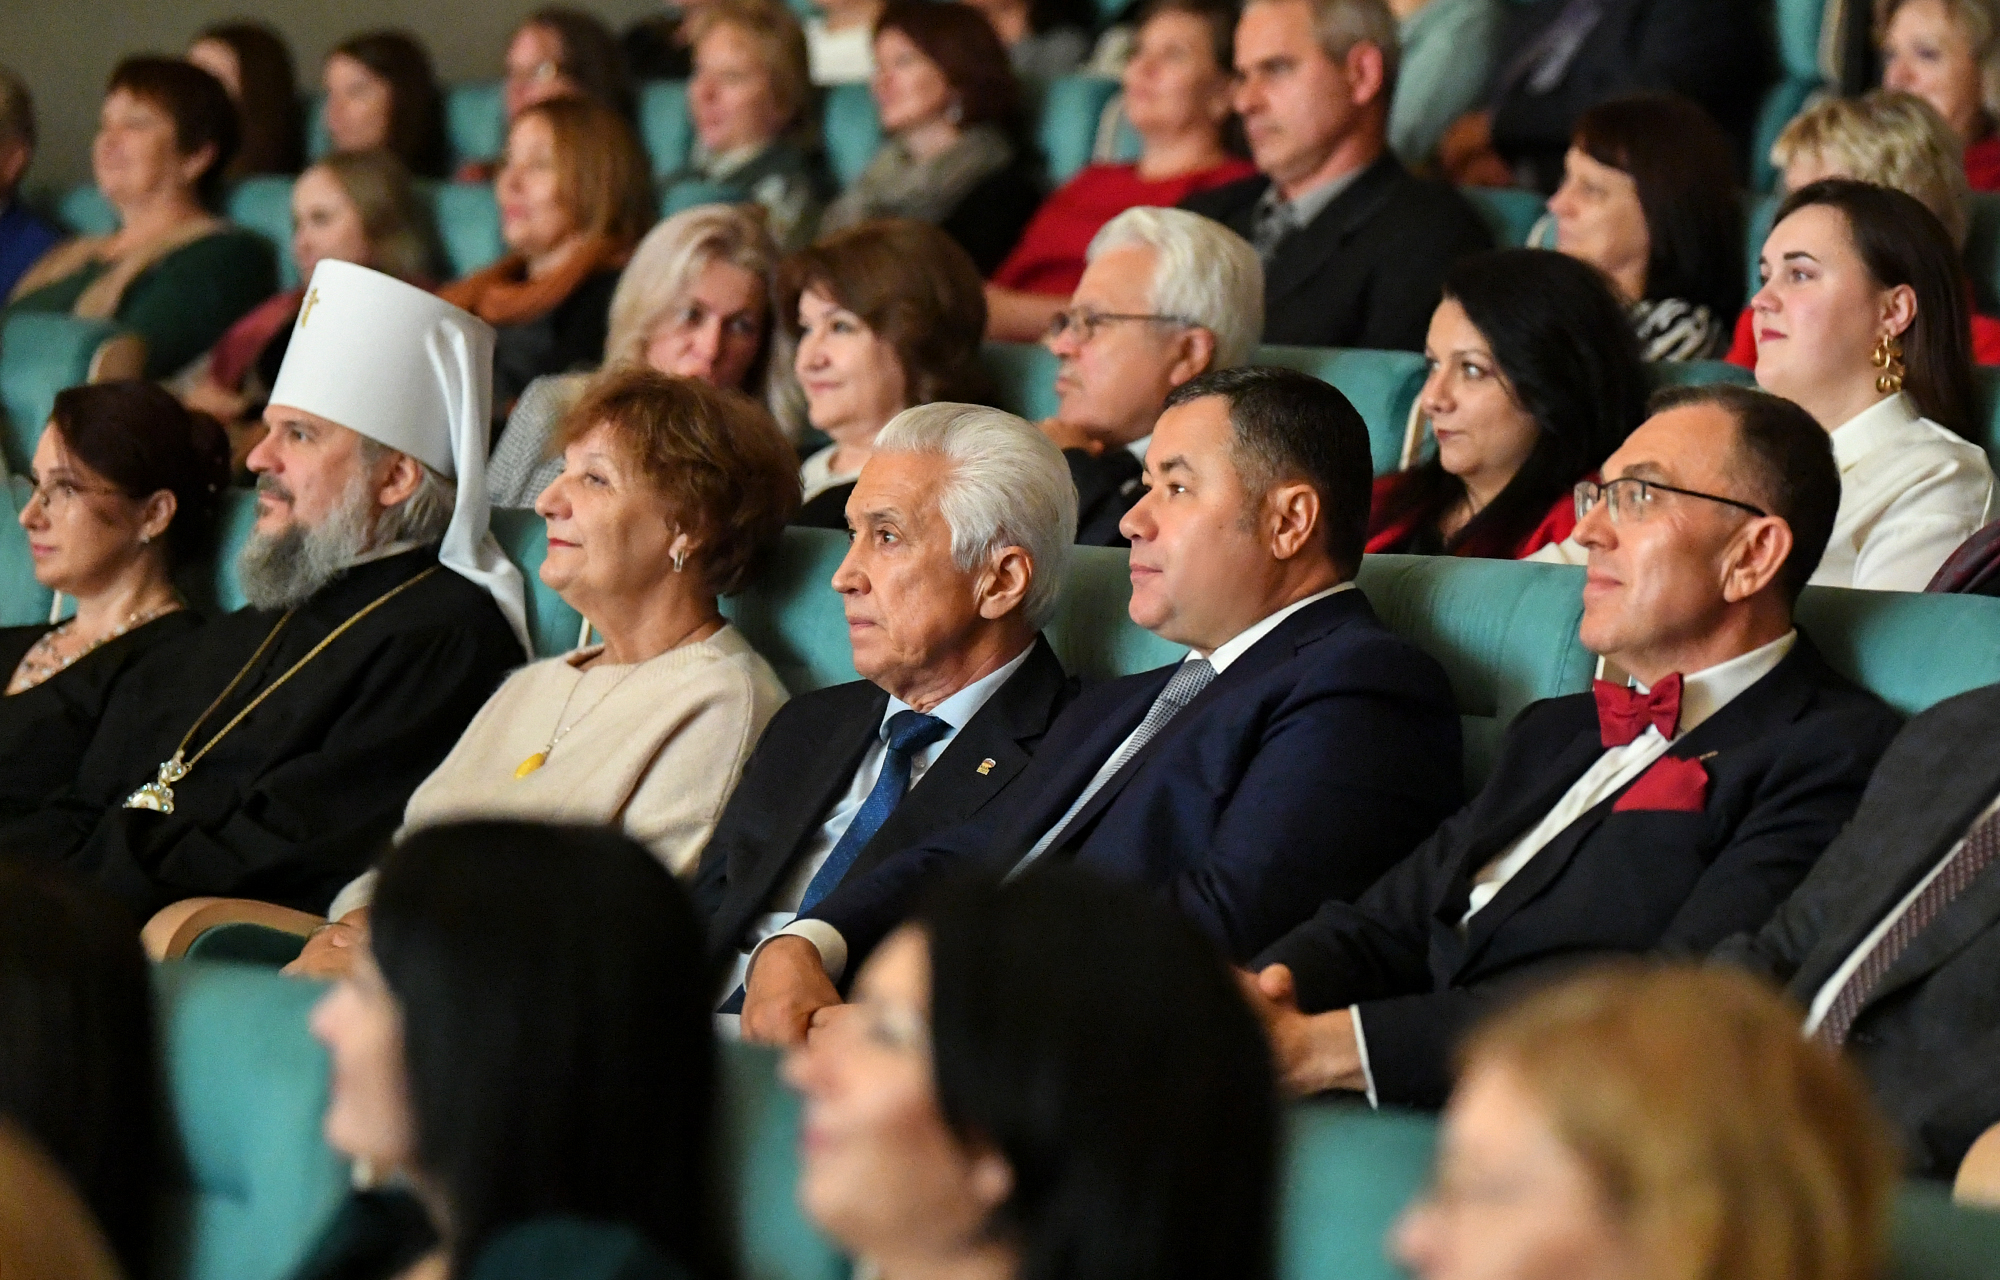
[0,382,229,821]
[1369,250,1647,560]
[1748,179,1993,591]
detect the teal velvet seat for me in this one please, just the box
[639,81,694,177]
[0,474,53,625]
[821,84,882,189]
[424,182,508,279]
[0,311,136,472]
[227,177,301,288]
[445,81,507,171]
[1034,76,1121,185]
[1456,186,1546,248]
[57,183,118,236]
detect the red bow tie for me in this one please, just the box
[1593,673,1683,748]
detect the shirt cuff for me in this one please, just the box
[326,870,377,923]
[750,918,850,985]
[1349,1005,1380,1110]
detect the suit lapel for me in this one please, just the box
[1865,867,2000,1015]
[729,686,886,915]
[1263,156,1403,314]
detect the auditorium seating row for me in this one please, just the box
[149,958,2000,1280]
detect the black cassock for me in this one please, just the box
[0,547,522,918]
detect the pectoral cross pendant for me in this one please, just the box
[123,752,189,813]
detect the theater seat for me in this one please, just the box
[639,80,694,176]
[1971,367,2000,476]
[718,1044,850,1280]
[979,341,1060,423]
[0,475,53,626]
[227,177,300,288]
[1457,187,1546,249]
[492,507,588,659]
[1256,345,1426,475]
[183,489,259,618]
[822,83,883,189]
[1754,0,1834,194]
[304,91,329,163]
[0,311,147,473]
[1647,360,1756,392]
[1035,76,1121,185]
[446,80,507,170]
[425,182,508,279]
[57,184,118,236]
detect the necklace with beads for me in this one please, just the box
[6,599,183,695]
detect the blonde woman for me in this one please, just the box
[488,203,782,507]
[1878,0,2000,189]
[1394,964,1898,1280]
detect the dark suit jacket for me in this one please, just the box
[1179,155,1492,352]
[690,636,1075,960]
[1260,635,1902,1109]
[807,589,1465,967]
[1715,683,2000,1180]
[1067,446,1144,547]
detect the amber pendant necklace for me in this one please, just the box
[515,661,644,778]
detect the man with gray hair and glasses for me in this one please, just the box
[694,402,1082,1032]
[1043,206,1262,544]
[0,66,60,301]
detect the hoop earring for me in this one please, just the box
[1872,332,1906,395]
[672,547,686,573]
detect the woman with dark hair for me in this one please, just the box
[0,862,158,1280]
[785,867,1279,1280]
[294,820,724,1280]
[6,58,276,378]
[779,219,991,525]
[819,0,1044,274]
[1370,249,1646,559]
[187,20,305,179]
[1750,178,1993,591]
[506,8,638,122]
[321,31,450,179]
[960,0,1093,81]
[0,382,229,818]
[1546,94,1743,361]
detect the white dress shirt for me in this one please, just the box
[806,18,874,83]
[1349,630,1798,1104]
[1802,789,2000,1035]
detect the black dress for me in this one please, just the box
[492,269,622,420]
[0,611,202,822]
[290,1191,691,1280]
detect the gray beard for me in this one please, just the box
[237,475,378,610]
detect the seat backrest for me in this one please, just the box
[1036,76,1121,185]
[1745,190,1780,297]
[152,962,348,1280]
[716,1043,849,1280]
[978,341,1060,422]
[1456,186,1546,248]
[0,311,129,473]
[1795,585,2000,716]
[446,81,507,169]
[1257,346,1427,476]
[0,475,53,625]
[180,490,260,619]
[58,184,118,236]
[1279,1103,1435,1280]
[1972,367,2000,476]
[822,84,883,188]
[1646,359,1757,392]
[304,91,330,162]
[227,177,300,288]
[424,181,508,279]
[492,507,588,659]
[639,80,694,176]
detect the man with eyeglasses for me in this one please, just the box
[1042,207,1262,545]
[1240,383,1904,1109]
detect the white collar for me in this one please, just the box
[882,641,1036,733]
[343,538,427,569]
[1828,393,1924,471]
[1124,434,1151,464]
[1594,629,1796,737]
[1198,583,1355,674]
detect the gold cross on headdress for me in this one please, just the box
[299,287,320,327]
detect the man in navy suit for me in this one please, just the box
[740,366,1465,1043]
[1245,384,1903,1108]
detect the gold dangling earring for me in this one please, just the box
[1872,332,1906,395]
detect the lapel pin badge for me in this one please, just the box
[977,758,996,775]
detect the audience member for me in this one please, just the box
[1,384,228,821]
[1726,91,2000,368]
[1714,668,2000,1182]
[742,367,1464,1043]
[0,263,523,918]
[1437,0,1771,192]
[1547,95,1743,361]
[1181,0,1492,352]
[806,0,886,83]
[505,8,637,123]
[985,0,1257,342]
[1880,0,2000,190]
[0,1121,125,1280]
[1043,206,1262,545]
[819,2,1045,275]
[186,21,304,180]
[282,370,797,979]
[1392,964,1897,1280]
[1370,249,1646,558]
[960,0,1094,81]
[1243,385,1902,1108]
[0,68,60,305]
[696,403,1079,1024]
[1387,0,1498,172]
[778,219,990,526]
[1750,180,1993,591]
[179,149,435,467]
[292,822,724,1280]
[662,0,827,250]
[0,864,156,1280]
[491,204,782,508]
[785,868,1279,1280]
[441,97,654,417]
[7,58,275,380]
[320,31,449,179]
[624,0,724,80]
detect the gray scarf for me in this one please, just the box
[821,124,1015,232]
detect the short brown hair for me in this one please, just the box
[553,368,801,595]
[875,0,1022,130]
[106,56,238,209]
[330,31,448,179]
[312,149,437,283]
[1771,90,1970,249]
[1461,964,1899,1280]
[520,7,637,121]
[513,96,655,251]
[689,0,814,135]
[776,219,989,405]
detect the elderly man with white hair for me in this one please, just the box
[693,402,1080,1029]
[1,261,526,921]
[1043,205,1262,544]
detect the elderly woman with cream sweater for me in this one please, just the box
[287,367,801,976]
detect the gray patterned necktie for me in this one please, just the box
[1008,658,1217,879]
[1252,196,1299,262]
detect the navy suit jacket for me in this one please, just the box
[1259,635,1902,1108]
[806,589,1465,967]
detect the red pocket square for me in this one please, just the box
[1613,755,1709,813]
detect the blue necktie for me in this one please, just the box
[719,709,949,1015]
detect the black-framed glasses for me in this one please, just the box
[1573,477,1768,526]
[1044,308,1193,344]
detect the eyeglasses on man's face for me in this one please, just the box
[1573,476,1768,526]
[1043,307,1193,345]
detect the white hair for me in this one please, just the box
[872,403,1077,630]
[1087,207,1263,370]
